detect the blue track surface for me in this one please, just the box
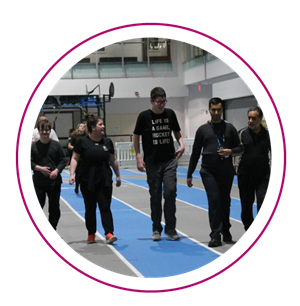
[61,183,219,277]
[60,168,255,278]
[34,168,257,278]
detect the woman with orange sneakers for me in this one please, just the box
[69,113,121,244]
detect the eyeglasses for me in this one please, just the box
[154,99,167,105]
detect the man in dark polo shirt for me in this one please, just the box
[237,106,271,231]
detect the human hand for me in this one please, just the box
[115,176,121,187]
[50,169,59,180]
[175,146,185,160]
[69,175,75,185]
[137,159,146,172]
[40,166,51,177]
[187,178,193,188]
[217,148,232,157]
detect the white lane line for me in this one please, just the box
[112,193,223,256]
[120,179,244,222]
[59,196,144,278]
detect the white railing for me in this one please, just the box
[174,138,194,164]
[115,142,139,168]
[115,139,195,169]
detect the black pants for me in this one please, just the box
[80,181,114,236]
[145,158,178,233]
[34,183,61,230]
[238,172,270,230]
[200,167,234,239]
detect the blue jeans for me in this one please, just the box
[145,158,178,233]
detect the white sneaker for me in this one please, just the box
[151,231,161,241]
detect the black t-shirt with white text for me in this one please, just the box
[134,108,181,163]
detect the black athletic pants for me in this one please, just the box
[34,183,61,230]
[200,167,234,240]
[238,172,270,230]
[80,181,114,236]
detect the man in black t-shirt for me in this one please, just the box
[133,87,185,241]
[236,106,271,231]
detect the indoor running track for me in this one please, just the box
[55,168,256,278]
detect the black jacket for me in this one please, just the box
[31,140,67,186]
[237,125,271,176]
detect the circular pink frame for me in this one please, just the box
[15,22,287,293]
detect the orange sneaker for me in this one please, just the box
[106,233,117,244]
[87,234,96,244]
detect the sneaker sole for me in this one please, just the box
[167,236,180,241]
[152,237,161,241]
[165,233,180,241]
[87,240,96,244]
[106,236,117,244]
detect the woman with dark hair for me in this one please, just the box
[69,114,121,244]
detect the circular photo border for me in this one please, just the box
[16,23,286,293]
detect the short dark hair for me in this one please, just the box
[150,87,166,100]
[248,106,263,119]
[37,119,51,131]
[85,113,101,133]
[209,97,223,109]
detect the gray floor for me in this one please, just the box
[43,168,246,277]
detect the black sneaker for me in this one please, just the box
[165,229,180,241]
[208,237,222,247]
[222,231,233,243]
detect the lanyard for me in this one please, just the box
[210,121,225,149]
[215,134,224,149]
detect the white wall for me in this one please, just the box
[183,59,253,100]
[184,84,212,138]
[213,77,252,100]
[206,59,235,79]
[184,58,235,85]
